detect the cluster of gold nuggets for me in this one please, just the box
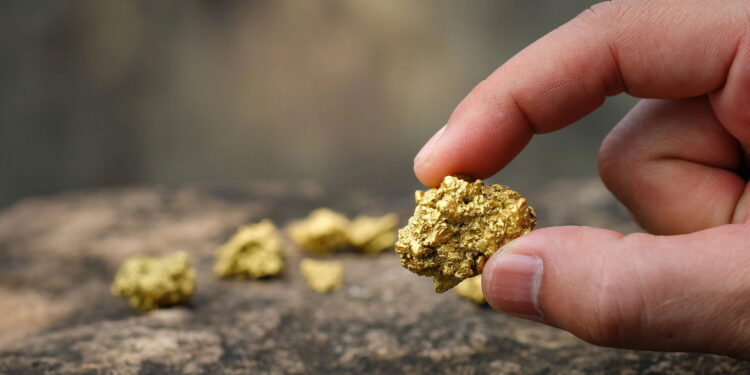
[112,208,399,311]
[112,176,535,311]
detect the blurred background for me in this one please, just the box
[0,0,637,208]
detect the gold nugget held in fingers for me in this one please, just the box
[395,176,536,293]
[214,220,284,279]
[112,251,196,312]
[300,258,343,293]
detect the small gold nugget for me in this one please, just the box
[395,176,536,293]
[111,251,196,312]
[455,275,485,304]
[214,220,284,279]
[288,208,350,254]
[300,258,343,293]
[348,214,398,255]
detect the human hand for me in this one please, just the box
[413,0,750,358]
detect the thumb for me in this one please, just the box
[482,225,750,358]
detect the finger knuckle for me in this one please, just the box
[583,312,627,347]
[575,1,618,30]
[581,287,639,346]
[597,131,629,187]
[574,0,642,33]
[579,1,614,20]
[579,248,645,346]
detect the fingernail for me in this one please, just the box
[414,125,446,166]
[482,253,544,320]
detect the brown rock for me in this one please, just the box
[0,180,746,374]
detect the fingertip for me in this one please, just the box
[482,251,545,320]
[412,119,532,188]
[413,125,448,187]
[482,226,622,318]
[412,159,442,188]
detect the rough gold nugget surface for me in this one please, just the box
[300,258,343,293]
[288,208,350,254]
[395,176,536,293]
[348,214,398,255]
[111,251,196,311]
[455,275,485,304]
[214,220,284,278]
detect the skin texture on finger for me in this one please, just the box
[483,225,750,357]
[711,37,750,149]
[709,40,750,224]
[598,97,744,234]
[414,0,749,187]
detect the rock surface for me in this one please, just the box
[0,180,747,374]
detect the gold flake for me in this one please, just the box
[214,220,284,279]
[112,251,196,312]
[348,214,398,255]
[288,209,350,254]
[300,258,343,293]
[455,275,485,304]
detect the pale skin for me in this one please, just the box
[414,0,750,358]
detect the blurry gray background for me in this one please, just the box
[0,0,636,207]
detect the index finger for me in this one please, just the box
[414,0,748,187]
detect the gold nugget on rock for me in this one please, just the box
[395,176,536,293]
[300,258,343,293]
[214,220,284,278]
[111,251,196,312]
[348,214,399,255]
[288,208,350,254]
[455,275,485,304]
